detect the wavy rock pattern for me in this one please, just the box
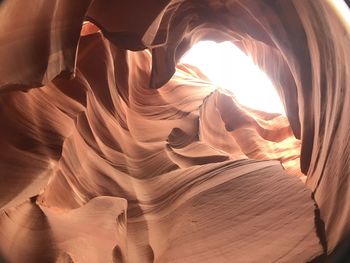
[0,0,350,262]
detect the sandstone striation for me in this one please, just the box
[0,1,350,262]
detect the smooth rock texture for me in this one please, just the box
[0,0,349,262]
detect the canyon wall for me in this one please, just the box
[0,1,350,262]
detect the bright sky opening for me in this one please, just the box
[180,41,285,115]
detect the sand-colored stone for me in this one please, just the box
[1,1,350,262]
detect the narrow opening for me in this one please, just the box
[180,41,285,115]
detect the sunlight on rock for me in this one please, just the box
[180,41,285,115]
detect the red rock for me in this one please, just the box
[1,1,350,262]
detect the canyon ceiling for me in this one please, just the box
[0,0,350,262]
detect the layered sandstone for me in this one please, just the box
[0,1,350,262]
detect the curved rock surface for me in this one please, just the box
[0,1,350,262]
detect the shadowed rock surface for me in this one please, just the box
[0,1,349,262]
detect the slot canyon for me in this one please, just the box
[0,1,350,262]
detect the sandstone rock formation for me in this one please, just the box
[0,1,349,262]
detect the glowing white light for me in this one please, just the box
[180,41,285,115]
